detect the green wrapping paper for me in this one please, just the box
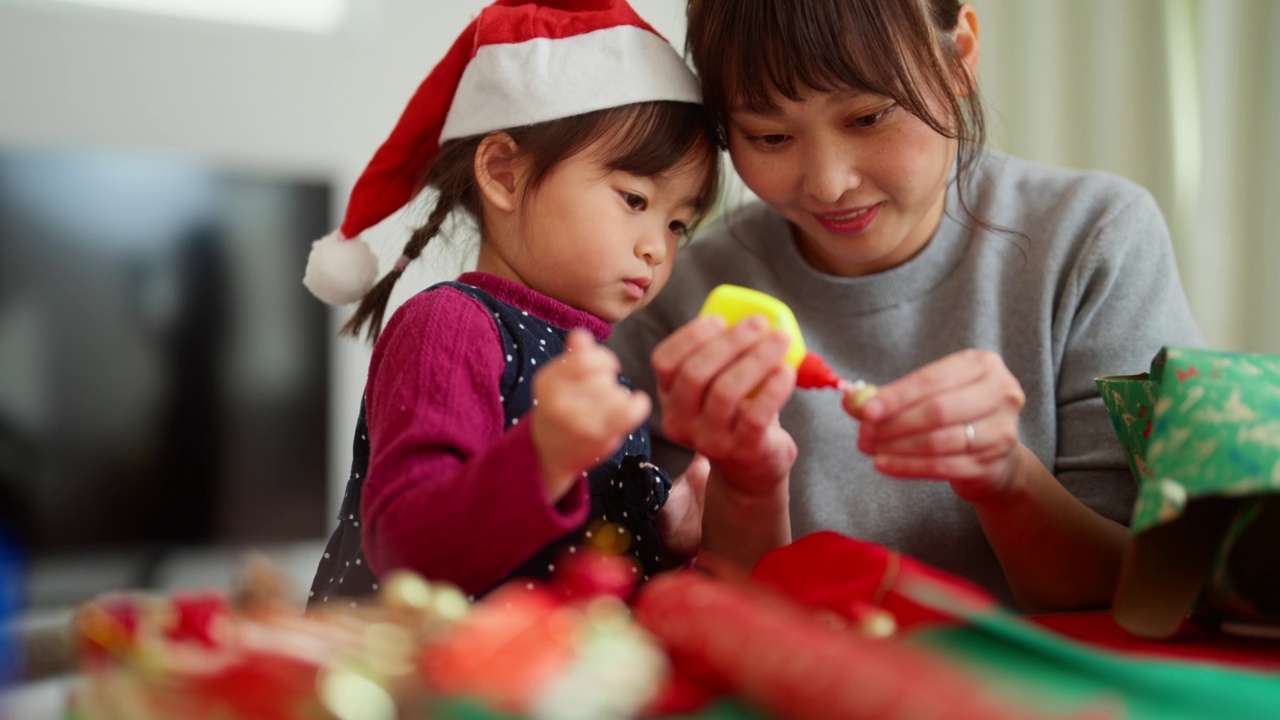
[1096,347,1280,638]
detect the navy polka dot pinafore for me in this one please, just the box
[308,282,671,609]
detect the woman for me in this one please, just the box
[609,0,1203,611]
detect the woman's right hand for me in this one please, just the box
[531,330,652,502]
[650,314,798,496]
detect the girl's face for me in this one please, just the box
[480,139,708,323]
[727,89,956,278]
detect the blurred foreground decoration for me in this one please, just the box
[64,532,1280,720]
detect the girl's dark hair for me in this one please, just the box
[686,0,988,226]
[341,100,721,343]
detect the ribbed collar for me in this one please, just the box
[456,272,612,342]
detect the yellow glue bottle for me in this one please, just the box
[697,285,878,414]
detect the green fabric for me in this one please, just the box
[911,612,1280,719]
[428,697,765,719]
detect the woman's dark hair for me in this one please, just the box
[686,0,988,225]
[341,100,721,343]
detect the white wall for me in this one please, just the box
[0,0,691,529]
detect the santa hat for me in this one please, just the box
[304,0,701,306]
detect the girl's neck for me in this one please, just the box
[457,271,612,342]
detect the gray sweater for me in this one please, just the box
[609,150,1204,604]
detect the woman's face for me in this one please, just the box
[726,88,957,278]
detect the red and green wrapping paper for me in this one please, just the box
[1097,347,1280,638]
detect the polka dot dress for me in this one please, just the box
[308,282,671,610]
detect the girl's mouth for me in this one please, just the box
[623,278,650,299]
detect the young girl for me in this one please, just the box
[609,0,1203,611]
[304,0,720,607]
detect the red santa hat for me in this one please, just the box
[304,0,701,306]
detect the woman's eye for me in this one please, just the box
[751,133,789,147]
[851,104,896,129]
[621,192,647,211]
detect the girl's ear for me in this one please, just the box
[474,132,525,213]
[953,3,981,96]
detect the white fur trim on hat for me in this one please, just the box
[303,231,380,306]
[440,24,700,143]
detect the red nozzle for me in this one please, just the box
[796,352,843,390]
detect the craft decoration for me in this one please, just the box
[67,548,681,720]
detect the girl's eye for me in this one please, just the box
[851,104,897,129]
[621,192,647,211]
[668,219,689,236]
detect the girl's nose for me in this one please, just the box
[638,227,668,265]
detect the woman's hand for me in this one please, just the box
[530,330,651,502]
[854,349,1027,502]
[657,454,710,560]
[650,314,798,496]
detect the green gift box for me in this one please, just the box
[1096,347,1280,639]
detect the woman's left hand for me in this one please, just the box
[853,349,1027,502]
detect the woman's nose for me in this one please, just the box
[802,145,859,205]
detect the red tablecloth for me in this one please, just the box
[1030,613,1280,673]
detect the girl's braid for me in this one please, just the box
[340,188,462,344]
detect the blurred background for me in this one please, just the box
[0,0,1276,645]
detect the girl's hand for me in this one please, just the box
[658,454,710,560]
[531,330,651,502]
[650,314,798,496]
[854,349,1027,502]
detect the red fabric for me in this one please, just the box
[1030,613,1280,672]
[339,8,477,238]
[749,531,999,633]
[475,0,658,48]
[754,533,1280,673]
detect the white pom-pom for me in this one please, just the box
[303,231,379,306]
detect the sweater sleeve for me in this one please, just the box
[359,288,589,594]
[1053,188,1205,524]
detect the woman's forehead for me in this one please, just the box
[729,86,882,116]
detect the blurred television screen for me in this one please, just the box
[0,149,331,605]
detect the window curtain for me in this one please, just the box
[978,0,1280,354]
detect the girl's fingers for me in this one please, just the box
[564,328,596,352]
[555,330,621,377]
